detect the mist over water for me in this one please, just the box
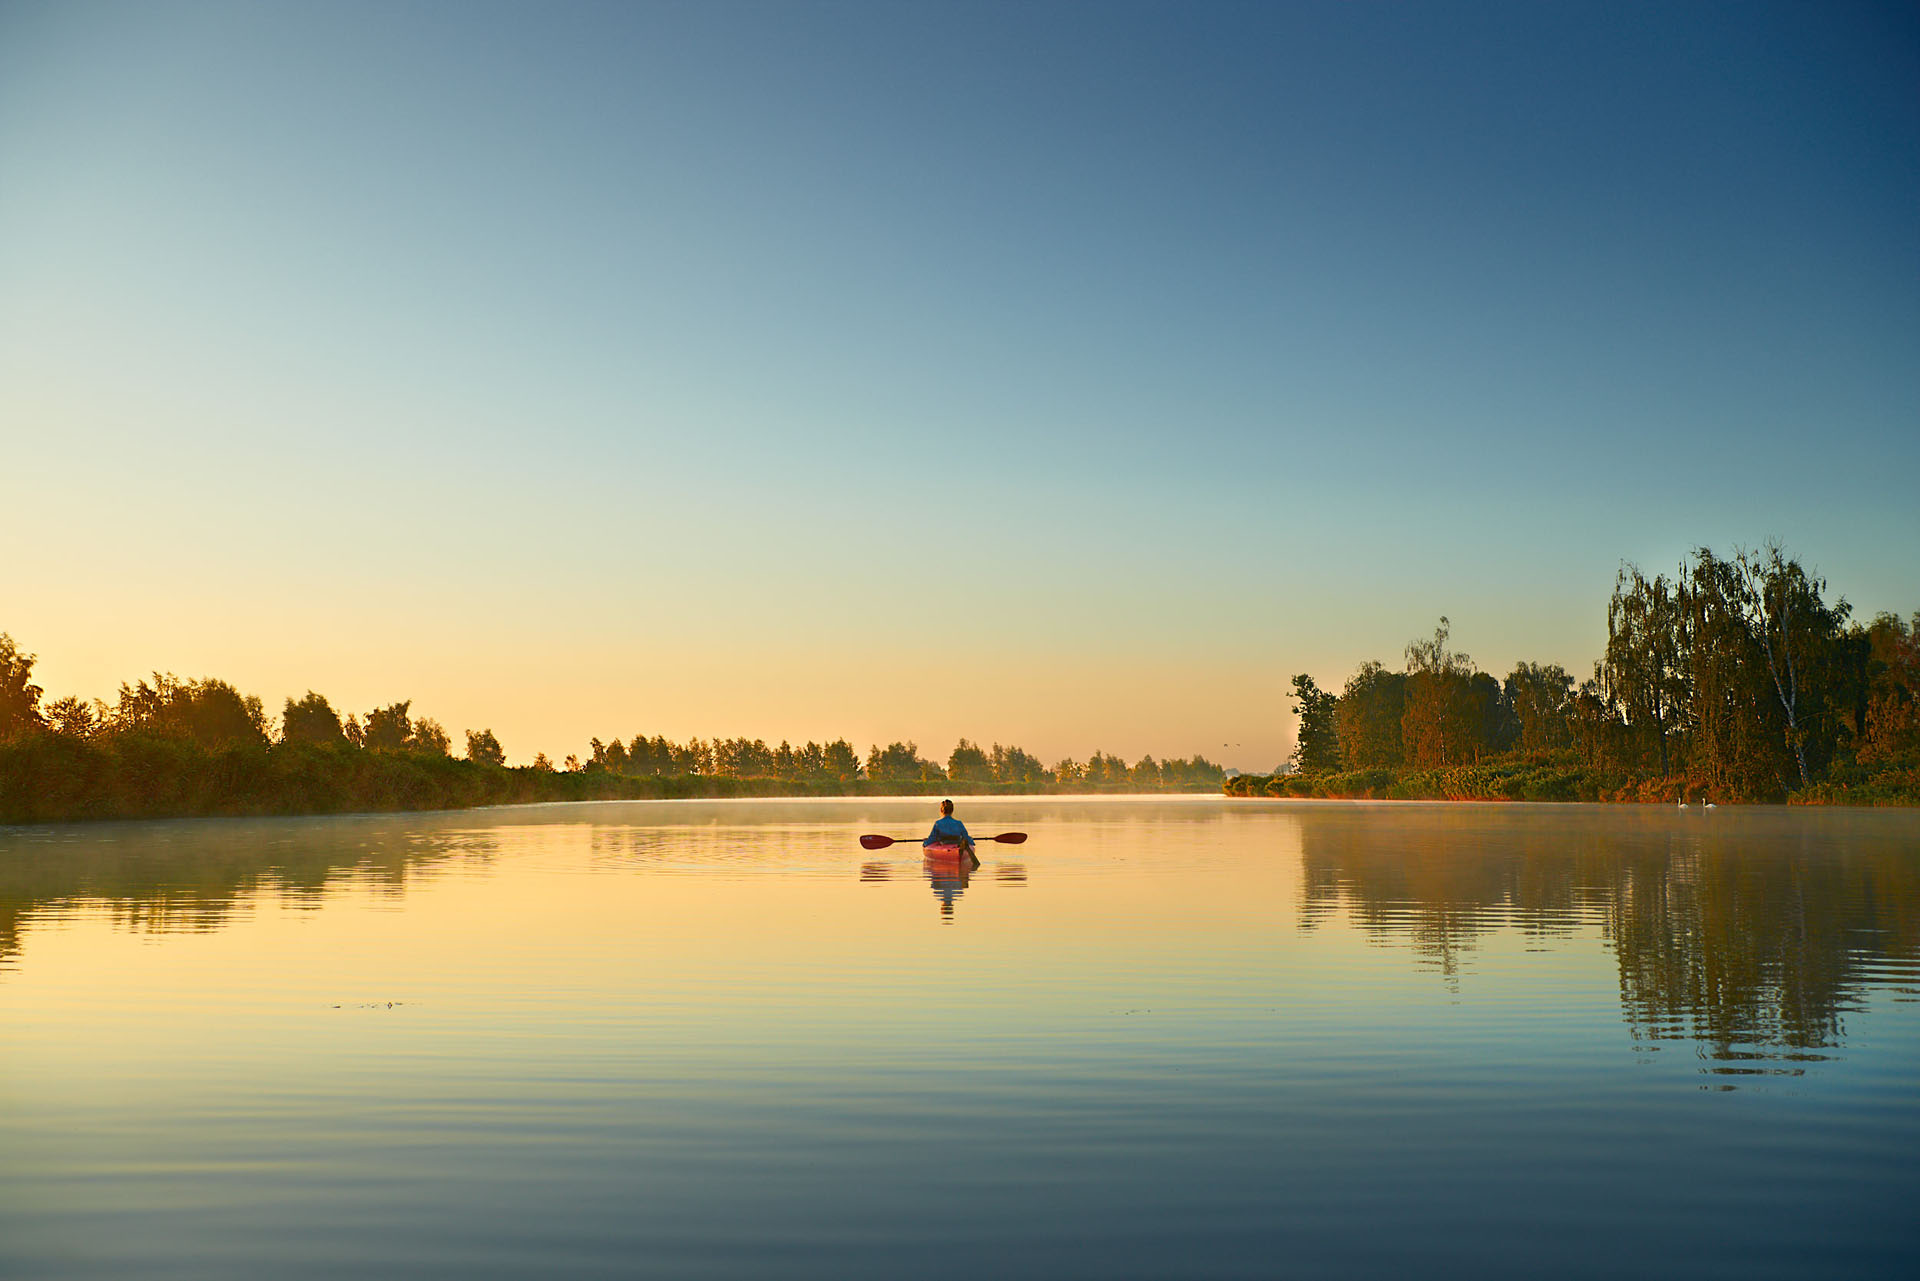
[3,797,1916,1278]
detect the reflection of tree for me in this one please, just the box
[1298,810,1586,988]
[0,816,498,966]
[1299,808,1920,1073]
[1601,835,1913,1071]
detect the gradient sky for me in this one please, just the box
[3,1,1916,770]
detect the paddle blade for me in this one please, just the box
[858,834,898,850]
[987,832,1028,844]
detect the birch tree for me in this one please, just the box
[1735,544,1847,789]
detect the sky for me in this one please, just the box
[2,0,1916,771]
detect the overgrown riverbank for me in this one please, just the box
[1223,755,1920,806]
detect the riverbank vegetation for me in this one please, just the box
[1230,545,1919,806]
[0,641,1222,824]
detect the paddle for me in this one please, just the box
[859,832,1027,850]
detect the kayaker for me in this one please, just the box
[923,799,974,854]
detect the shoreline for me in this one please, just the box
[0,739,1208,827]
[1224,761,1919,808]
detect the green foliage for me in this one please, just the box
[1506,662,1573,753]
[465,728,506,766]
[111,674,268,750]
[867,741,931,782]
[44,696,105,740]
[990,742,1048,784]
[283,692,345,746]
[1736,543,1853,787]
[1288,674,1341,774]
[409,718,451,757]
[362,702,413,752]
[1859,612,1920,763]
[1607,566,1686,776]
[0,634,46,741]
[947,738,993,782]
[1402,617,1483,767]
[1337,661,1405,769]
[711,737,776,777]
[822,739,861,779]
[1240,544,1914,808]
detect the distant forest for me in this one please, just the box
[0,641,1223,824]
[1231,544,1919,806]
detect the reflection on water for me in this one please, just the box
[0,812,501,965]
[924,857,970,921]
[2,798,1917,1280]
[4,801,1915,1081]
[1295,805,1920,1079]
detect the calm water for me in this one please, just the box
[3,797,1917,1279]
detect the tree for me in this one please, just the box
[1505,662,1574,753]
[1606,566,1687,777]
[1337,661,1405,769]
[947,738,993,782]
[867,741,929,782]
[1681,549,1781,796]
[1084,751,1127,785]
[362,701,413,752]
[465,728,506,766]
[822,739,861,779]
[1735,544,1850,788]
[531,751,554,772]
[112,674,268,749]
[1471,671,1518,757]
[797,740,827,779]
[1567,664,1620,768]
[410,718,451,757]
[626,735,669,775]
[990,742,1046,784]
[1402,618,1479,768]
[43,695,104,739]
[1288,674,1340,774]
[283,691,346,746]
[1859,612,1920,763]
[0,633,45,740]
[1131,754,1162,788]
[1164,754,1224,788]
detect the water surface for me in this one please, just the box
[3,798,1916,1278]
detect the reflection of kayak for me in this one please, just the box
[922,841,975,864]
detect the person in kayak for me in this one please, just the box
[924,799,976,863]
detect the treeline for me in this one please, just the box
[580,733,1223,791]
[0,638,1223,823]
[1233,545,1919,806]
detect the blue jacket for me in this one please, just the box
[924,816,971,845]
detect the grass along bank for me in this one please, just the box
[1225,754,1920,806]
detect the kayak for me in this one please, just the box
[922,841,975,864]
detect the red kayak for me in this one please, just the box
[922,841,975,864]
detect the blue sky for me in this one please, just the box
[2,1,1915,768]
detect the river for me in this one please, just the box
[3,797,1916,1278]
